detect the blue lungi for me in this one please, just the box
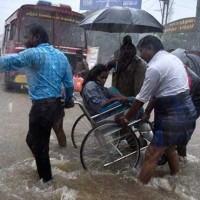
[151,91,196,147]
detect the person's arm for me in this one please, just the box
[115,67,160,126]
[102,96,128,107]
[63,59,74,101]
[0,49,34,73]
[115,99,144,126]
[83,82,106,114]
[144,99,154,114]
[106,59,117,71]
[135,67,160,103]
[101,87,128,107]
[0,57,10,72]
[142,98,155,122]
[125,100,144,121]
[83,59,89,70]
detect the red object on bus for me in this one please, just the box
[73,75,84,92]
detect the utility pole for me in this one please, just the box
[196,0,200,32]
[195,0,200,50]
[106,0,110,8]
[159,0,170,25]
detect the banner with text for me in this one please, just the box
[80,0,142,10]
[164,17,196,33]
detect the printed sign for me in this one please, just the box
[86,47,99,69]
[80,0,142,10]
[164,17,196,33]
[24,9,82,23]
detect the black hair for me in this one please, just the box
[122,35,132,45]
[137,35,164,53]
[120,35,136,58]
[82,64,108,89]
[28,24,49,43]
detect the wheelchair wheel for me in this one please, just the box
[80,122,140,173]
[71,114,92,148]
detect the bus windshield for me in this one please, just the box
[19,8,85,48]
[57,22,85,48]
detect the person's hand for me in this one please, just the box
[115,115,128,126]
[64,98,74,109]
[120,97,128,102]
[115,96,128,102]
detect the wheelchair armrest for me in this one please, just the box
[127,119,142,127]
[74,99,133,126]
[74,100,92,120]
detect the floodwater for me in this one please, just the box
[0,78,200,200]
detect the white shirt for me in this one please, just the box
[136,50,189,103]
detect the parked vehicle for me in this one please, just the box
[1,1,86,91]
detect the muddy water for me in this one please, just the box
[0,81,200,200]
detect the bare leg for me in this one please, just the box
[165,146,179,175]
[53,118,67,147]
[138,145,166,184]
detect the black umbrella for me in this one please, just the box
[171,48,200,77]
[79,6,164,33]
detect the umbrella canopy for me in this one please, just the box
[171,49,200,77]
[79,7,164,33]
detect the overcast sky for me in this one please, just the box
[0,0,197,35]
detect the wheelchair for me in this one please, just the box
[71,95,154,173]
[79,118,167,173]
[71,95,132,148]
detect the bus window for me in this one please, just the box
[2,25,10,53]
[4,25,10,43]
[64,53,77,70]
[19,9,54,43]
[9,20,16,40]
[58,22,85,48]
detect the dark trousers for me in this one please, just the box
[26,98,64,182]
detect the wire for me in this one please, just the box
[143,0,158,10]
[149,0,159,9]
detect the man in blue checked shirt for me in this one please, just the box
[0,25,74,183]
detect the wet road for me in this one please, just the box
[0,79,200,200]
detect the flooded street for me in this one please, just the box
[0,78,200,200]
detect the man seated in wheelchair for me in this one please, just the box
[81,64,153,145]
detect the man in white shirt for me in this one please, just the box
[115,35,196,184]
